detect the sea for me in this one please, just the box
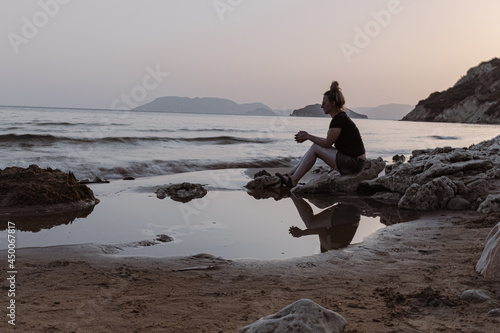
[2,106,498,180]
[1,106,499,259]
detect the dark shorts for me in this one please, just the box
[336,151,365,175]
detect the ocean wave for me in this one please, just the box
[0,133,275,146]
[80,157,297,180]
[430,135,460,140]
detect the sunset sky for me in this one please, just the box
[1,0,499,110]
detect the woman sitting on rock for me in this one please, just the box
[277,81,366,188]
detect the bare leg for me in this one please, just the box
[289,144,338,186]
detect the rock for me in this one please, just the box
[360,135,500,210]
[489,308,500,317]
[460,289,491,303]
[79,177,110,184]
[476,222,500,279]
[156,234,173,243]
[477,194,500,213]
[392,154,406,163]
[123,176,135,180]
[156,183,207,203]
[254,169,271,178]
[242,299,346,333]
[293,157,385,195]
[401,58,500,125]
[398,176,457,210]
[156,188,167,199]
[371,192,403,206]
[446,196,471,210]
[0,165,98,212]
[246,175,281,189]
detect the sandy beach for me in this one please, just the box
[2,167,499,332]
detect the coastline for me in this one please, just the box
[1,168,499,331]
[5,210,499,332]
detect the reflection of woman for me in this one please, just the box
[277,81,365,188]
[289,193,360,252]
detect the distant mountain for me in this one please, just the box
[290,104,368,119]
[352,103,414,120]
[402,58,500,124]
[134,96,274,115]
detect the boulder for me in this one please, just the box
[476,222,500,279]
[242,299,346,333]
[446,196,471,210]
[361,135,500,211]
[246,175,281,190]
[0,165,98,212]
[477,194,500,213]
[398,176,457,210]
[489,309,500,317]
[156,183,207,203]
[460,289,491,303]
[293,157,386,195]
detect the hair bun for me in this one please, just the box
[330,81,341,92]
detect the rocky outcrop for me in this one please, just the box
[360,135,500,211]
[0,165,98,213]
[242,299,346,333]
[402,58,500,124]
[156,182,207,203]
[292,158,386,195]
[476,222,500,280]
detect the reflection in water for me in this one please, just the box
[289,193,361,252]
[0,206,96,232]
[247,186,423,253]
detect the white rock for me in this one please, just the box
[477,194,500,214]
[242,299,346,333]
[460,289,491,303]
[476,222,500,279]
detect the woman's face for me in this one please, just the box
[321,95,335,114]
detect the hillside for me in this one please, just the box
[290,104,367,119]
[402,58,500,124]
[134,96,275,115]
[352,103,414,120]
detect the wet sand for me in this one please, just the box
[3,211,498,332]
[2,169,500,332]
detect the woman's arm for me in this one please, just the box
[295,128,341,148]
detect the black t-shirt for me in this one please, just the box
[329,112,365,157]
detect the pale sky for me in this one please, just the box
[1,0,499,110]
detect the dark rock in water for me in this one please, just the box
[392,154,406,163]
[156,234,173,243]
[0,165,99,213]
[79,177,110,184]
[254,169,271,178]
[123,176,135,181]
[246,175,281,190]
[156,182,207,203]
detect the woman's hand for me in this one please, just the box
[289,226,303,237]
[294,131,309,143]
